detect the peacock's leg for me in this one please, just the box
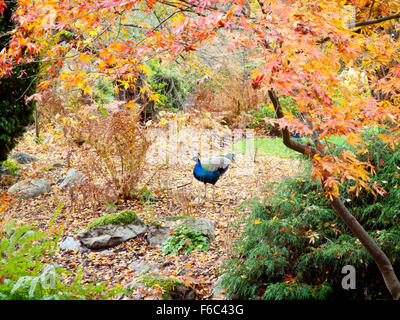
[212,185,215,202]
[204,183,207,200]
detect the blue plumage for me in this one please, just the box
[193,159,222,185]
[192,153,235,202]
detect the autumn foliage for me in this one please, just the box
[2,0,400,299]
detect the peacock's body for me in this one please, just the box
[192,153,235,201]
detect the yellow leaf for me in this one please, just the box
[346,133,363,147]
[125,100,137,110]
[98,60,107,69]
[78,54,91,63]
[37,80,50,90]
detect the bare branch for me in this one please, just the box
[367,0,375,20]
[348,12,400,29]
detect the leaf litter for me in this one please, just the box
[3,113,302,299]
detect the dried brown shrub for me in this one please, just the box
[192,78,262,129]
[36,88,66,121]
[63,109,151,205]
[35,86,88,123]
[170,187,195,216]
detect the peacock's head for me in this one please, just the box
[191,153,200,162]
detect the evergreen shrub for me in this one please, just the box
[0,1,38,161]
[222,130,400,300]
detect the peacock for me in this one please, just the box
[192,153,235,202]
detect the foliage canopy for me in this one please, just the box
[2,0,400,298]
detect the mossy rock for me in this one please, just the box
[137,273,195,300]
[86,210,140,230]
[78,210,146,250]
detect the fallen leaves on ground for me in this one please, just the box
[3,114,302,300]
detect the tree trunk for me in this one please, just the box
[330,197,400,299]
[268,89,400,299]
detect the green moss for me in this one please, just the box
[137,274,186,299]
[86,210,139,230]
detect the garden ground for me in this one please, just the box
[4,109,303,299]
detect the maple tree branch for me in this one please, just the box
[367,0,375,20]
[348,12,400,29]
[268,89,318,157]
[119,23,142,28]
[0,30,12,39]
[255,0,269,15]
[300,112,325,156]
[160,0,207,17]
[152,9,187,32]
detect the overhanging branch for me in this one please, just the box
[348,12,400,29]
[268,89,318,157]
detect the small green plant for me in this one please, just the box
[0,222,123,299]
[105,201,118,212]
[161,225,210,255]
[138,186,155,203]
[0,160,20,176]
[86,210,139,230]
[136,274,188,299]
[32,136,44,144]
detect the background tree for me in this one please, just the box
[0,0,38,161]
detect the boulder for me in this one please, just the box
[59,168,86,189]
[212,276,227,299]
[180,218,215,240]
[135,273,196,300]
[8,179,51,199]
[0,165,11,175]
[59,236,90,252]
[77,221,147,250]
[147,225,171,246]
[12,151,39,164]
[130,261,161,274]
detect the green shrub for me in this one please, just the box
[162,225,210,255]
[147,59,190,112]
[0,159,20,176]
[247,103,276,130]
[93,78,115,104]
[0,222,123,299]
[222,131,400,300]
[0,1,39,161]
